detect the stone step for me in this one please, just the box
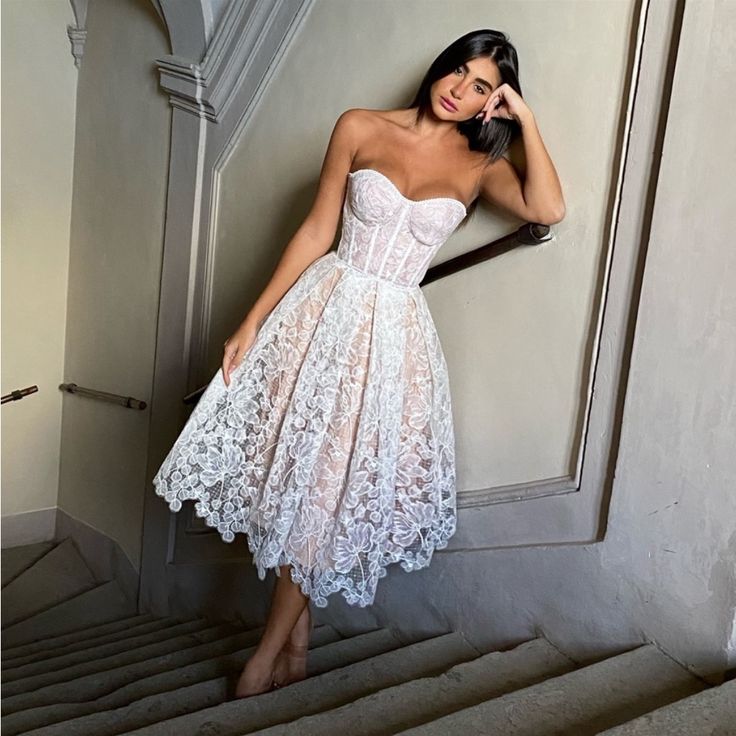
[7,627,406,736]
[1,614,172,669]
[1,538,98,628]
[1,624,343,735]
[3,619,240,691]
[112,630,479,736]
[2,579,137,649]
[392,644,708,735]
[596,678,736,735]
[1,541,56,587]
[249,637,576,736]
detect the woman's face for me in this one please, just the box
[431,57,502,121]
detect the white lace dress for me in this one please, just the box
[153,168,465,608]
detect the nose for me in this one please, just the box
[450,82,465,99]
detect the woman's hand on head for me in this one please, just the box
[475,83,530,126]
[222,321,258,387]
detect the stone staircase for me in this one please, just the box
[2,538,734,735]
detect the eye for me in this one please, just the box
[454,66,486,94]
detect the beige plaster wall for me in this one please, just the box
[2,0,78,538]
[212,0,632,493]
[211,0,735,673]
[55,0,171,570]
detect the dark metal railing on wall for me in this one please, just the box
[1,385,39,405]
[57,383,147,410]
[420,222,552,286]
[2,382,147,409]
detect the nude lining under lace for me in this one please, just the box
[152,169,462,608]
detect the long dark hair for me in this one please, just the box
[409,29,522,214]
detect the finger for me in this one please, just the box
[489,97,508,120]
[475,88,498,121]
[227,348,245,376]
[483,90,504,122]
[222,343,237,385]
[476,104,490,118]
[228,353,240,374]
[479,106,496,124]
[488,87,503,105]
[487,87,501,104]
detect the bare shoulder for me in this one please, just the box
[342,106,415,133]
[334,107,396,139]
[324,109,373,161]
[334,107,368,130]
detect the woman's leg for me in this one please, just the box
[273,595,312,686]
[235,564,310,698]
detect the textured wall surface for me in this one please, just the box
[214,0,631,491]
[308,0,736,677]
[2,0,78,533]
[57,0,171,570]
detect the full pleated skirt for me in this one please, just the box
[152,251,457,608]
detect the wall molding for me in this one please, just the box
[140,0,315,615]
[155,0,305,122]
[66,0,88,68]
[140,0,679,611]
[448,0,681,545]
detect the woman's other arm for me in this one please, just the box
[222,109,361,383]
[241,109,361,331]
[475,83,565,226]
[479,113,566,226]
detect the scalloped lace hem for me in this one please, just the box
[156,490,455,609]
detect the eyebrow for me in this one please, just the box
[462,62,495,91]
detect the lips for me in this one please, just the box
[440,96,457,111]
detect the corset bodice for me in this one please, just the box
[335,168,467,288]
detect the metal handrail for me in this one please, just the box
[420,222,552,286]
[58,382,147,410]
[1,385,39,405]
[182,222,553,406]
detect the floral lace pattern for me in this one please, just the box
[153,168,464,608]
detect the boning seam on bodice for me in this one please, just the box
[376,205,410,278]
[364,220,381,268]
[391,230,418,283]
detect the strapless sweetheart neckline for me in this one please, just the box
[348,168,467,215]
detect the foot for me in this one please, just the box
[273,604,312,688]
[272,647,291,687]
[234,652,276,699]
[272,642,309,688]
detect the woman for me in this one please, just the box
[152,28,565,699]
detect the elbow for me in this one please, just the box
[535,203,566,226]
